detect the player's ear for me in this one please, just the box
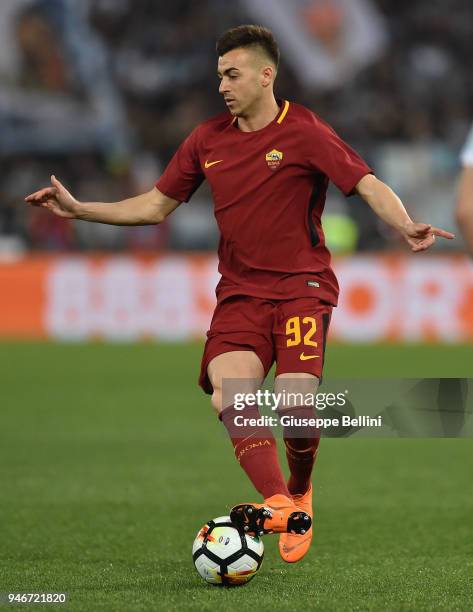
[261,65,274,88]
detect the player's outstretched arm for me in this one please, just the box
[25,175,180,225]
[456,166,473,257]
[355,174,455,252]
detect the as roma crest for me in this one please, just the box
[265,148,283,170]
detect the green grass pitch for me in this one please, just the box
[1,342,472,611]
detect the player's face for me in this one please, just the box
[217,48,270,116]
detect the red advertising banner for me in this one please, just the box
[1,254,472,342]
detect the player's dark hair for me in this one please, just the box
[216,25,280,70]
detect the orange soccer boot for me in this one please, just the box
[278,485,313,562]
[230,493,312,536]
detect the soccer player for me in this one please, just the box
[456,124,473,257]
[25,25,454,563]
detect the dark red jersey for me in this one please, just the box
[156,100,372,305]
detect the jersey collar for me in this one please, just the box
[276,99,290,124]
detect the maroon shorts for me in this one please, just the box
[199,296,332,394]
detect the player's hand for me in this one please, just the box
[401,222,455,252]
[25,175,79,219]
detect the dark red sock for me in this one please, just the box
[279,406,320,496]
[220,404,290,500]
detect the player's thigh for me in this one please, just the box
[274,372,320,409]
[208,350,265,414]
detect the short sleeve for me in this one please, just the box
[306,116,373,196]
[460,125,473,167]
[155,127,205,202]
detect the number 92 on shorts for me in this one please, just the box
[199,295,332,394]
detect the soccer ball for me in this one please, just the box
[192,516,264,586]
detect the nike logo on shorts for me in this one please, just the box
[299,353,319,361]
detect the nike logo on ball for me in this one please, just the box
[204,159,223,168]
[299,353,319,361]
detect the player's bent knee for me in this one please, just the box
[207,351,265,381]
[211,388,223,414]
[274,373,319,409]
[207,351,265,413]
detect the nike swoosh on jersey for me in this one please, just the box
[204,159,223,168]
[299,353,319,361]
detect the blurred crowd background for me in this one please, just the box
[1,0,472,255]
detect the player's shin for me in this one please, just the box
[219,404,290,500]
[278,405,320,496]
